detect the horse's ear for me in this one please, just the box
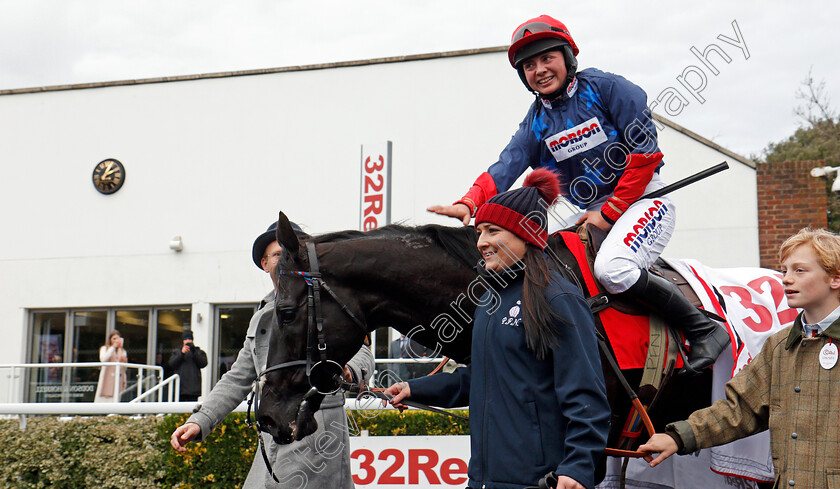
[276,212,300,257]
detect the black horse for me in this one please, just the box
[256,211,714,457]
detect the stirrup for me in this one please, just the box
[676,347,702,377]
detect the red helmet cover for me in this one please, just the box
[508,15,579,68]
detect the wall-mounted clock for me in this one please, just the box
[92,158,125,194]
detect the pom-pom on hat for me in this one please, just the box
[475,168,561,249]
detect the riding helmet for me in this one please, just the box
[508,15,579,100]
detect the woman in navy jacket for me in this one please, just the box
[387,168,610,489]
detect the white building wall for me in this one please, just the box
[0,49,757,370]
[655,122,758,267]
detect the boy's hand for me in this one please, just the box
[427,204,471,226]
[638,433,679,467]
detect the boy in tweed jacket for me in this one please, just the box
[640,228,840,489]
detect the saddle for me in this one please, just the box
[551,225,699,453]
[576,225,702,314]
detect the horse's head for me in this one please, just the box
[256,212,482,444]
[255,212,367,444]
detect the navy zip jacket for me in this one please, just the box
[409,267,610,489]
[488,68,662,209]
[457,68,665,224]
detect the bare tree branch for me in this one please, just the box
[795,66,836,128]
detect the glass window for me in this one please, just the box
[115,310,149,365]
[28,312,67,402]
[374,328,442,386]
[213,305,256,386]
[115,310,150,400]
[374,328,390,359]
[71,310,107,402]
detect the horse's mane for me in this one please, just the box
[308,224,481,269]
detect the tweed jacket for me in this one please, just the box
[668,313,840,489]
[187,292,374,489]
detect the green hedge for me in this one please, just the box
[349,409,469,436]
[0,410,468,489]
[0,416,164,489]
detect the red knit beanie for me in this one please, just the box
[475,168,561,249]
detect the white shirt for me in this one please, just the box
[802,304,840,337]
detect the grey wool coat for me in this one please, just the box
[186,292,374,489]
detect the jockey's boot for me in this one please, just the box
[624,269,731,374]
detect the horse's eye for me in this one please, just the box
[279,308,297,325]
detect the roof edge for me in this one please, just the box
[0,46,507,96]
[653,113,755,169]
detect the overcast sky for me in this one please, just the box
[1,0,837,158]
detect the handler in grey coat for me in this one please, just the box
[171,222,374,489]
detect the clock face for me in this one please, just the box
[92,159,125,194]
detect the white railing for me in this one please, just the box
[130,374,180,403]
[0,359,467,428]
[0,362,167,404]
[0,383,465,429]
[0,398,460,416]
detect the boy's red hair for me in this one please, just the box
[779,227,840,277]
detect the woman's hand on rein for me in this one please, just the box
[383,381,411,411]
[427,204,472,226]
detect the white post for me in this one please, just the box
[7,366,15,403]
[113,364,121,403]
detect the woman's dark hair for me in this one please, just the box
[521,244,565,360]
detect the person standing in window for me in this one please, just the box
[168,329,208,402]
[94,330,127,402]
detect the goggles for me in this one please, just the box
[511,21,570,43]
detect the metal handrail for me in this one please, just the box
[374,357,447,364]
[0,398,466,416]
[0,362,165,404]
[130,374,180,403]
[0,362,163,369]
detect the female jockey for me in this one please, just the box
[389,169,611,489]
[428,15,729,373]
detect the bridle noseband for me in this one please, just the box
[253,241,367,397]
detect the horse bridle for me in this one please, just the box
[247,241,367,482]
[258,242,366,395]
